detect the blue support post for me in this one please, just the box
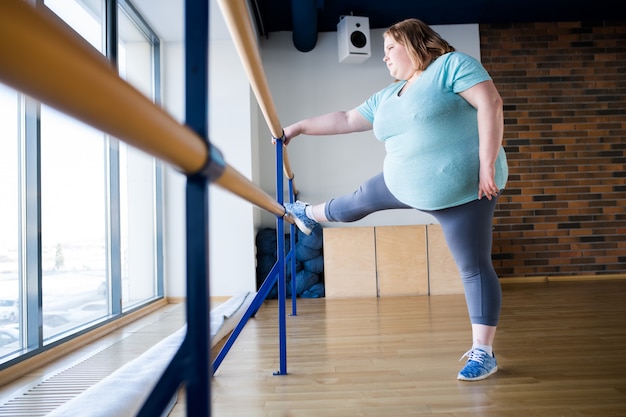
[212,139,295,375]
[181,0,212,411]
[288,179,298,317]
[212,259,279,372]
[183,177,212,415]
[274,139,288,375]
[136,0,212,415]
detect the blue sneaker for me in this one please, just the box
[457,348,498,381]
[284,201,318,235]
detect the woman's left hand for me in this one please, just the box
[478,164,499,200]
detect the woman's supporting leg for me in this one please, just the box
[428,195,501,327]
[427,195,501,380]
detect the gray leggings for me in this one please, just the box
[325,173,502,326]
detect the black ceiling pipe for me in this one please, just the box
[291,0,318,52]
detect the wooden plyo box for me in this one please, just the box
[375,225,428,296]
[426,224,463,295]
[322,227,377,298]
[323,224,462,298]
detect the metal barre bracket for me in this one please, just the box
[193,142,226,182]
[272,129,286,143]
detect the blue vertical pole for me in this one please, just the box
[184,177,211,415]
[274,139,287,375]
[184,0,211,413]
[288,179,297,317]
[136,1,211,416]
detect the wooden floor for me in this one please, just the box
[1,280,625,416]
[175,279,626,417]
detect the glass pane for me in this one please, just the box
[0,84,22,361]
[40,107,109,341]
[45,0,103,50]
[119,146,157,308]
[118,7,158,309]
[41,0,107,340]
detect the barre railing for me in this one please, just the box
[210,0,305,376]
[0,0,291,221]
[0,0,299,415]
[216,0,298,196]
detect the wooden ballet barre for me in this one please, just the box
[0,0,290,222]
[214,165,288,219]
[283,147,296,184]
[216,0,298,195]
[0,0,205,174]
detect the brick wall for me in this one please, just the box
[480,20,626,278]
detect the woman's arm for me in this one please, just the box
[459,80,504,200]
[281,108,372,145]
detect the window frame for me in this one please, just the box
[0,0,164,369]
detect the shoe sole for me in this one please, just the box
[287,213,312,235]
[457,365,498,381]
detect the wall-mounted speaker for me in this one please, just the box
[337,15,371,64]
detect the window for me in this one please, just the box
[40,107,109,340]
[0,84,21,358]
[41,0,109,341]
[1,0,163,365]
[117,3,162,310]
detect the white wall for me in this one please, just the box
[161,1,257,298]
[161,42,187,299]
[257,24,480,229]
[207,40,257,297]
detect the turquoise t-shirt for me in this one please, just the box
[357,51,508,210]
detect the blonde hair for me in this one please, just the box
[384,18,455,70]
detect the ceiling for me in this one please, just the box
[254,0,625,33]
[130,0,625,48]
[252,0,626,51]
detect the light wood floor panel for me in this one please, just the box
[204,281,626,417]
[1,281,624,416]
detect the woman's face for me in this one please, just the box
[383,34,415,81]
